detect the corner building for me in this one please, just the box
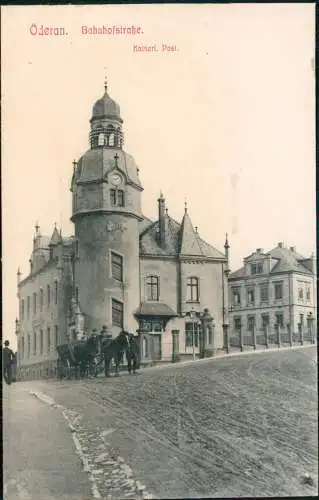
[17,82,229,378]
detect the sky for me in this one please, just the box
[1,4,315,348]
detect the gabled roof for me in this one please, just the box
[139,212,226,260]
[229,245,313,279]
[179,210,205,257]
[49,226,62,246]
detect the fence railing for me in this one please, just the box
[228,326,316,352]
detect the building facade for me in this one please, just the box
[16,81,229,378]
[228,243,317,345]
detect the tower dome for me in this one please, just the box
[91,78,123,124]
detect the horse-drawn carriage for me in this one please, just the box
[56,330,140,380]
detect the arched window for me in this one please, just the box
[47,285,51,307]
[146,276,159,301]
[186,277,199,302]
[109,133,115,146]
[116,128,121,147]
[98,133,105,146]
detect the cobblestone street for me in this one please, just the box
[5,346,318,499]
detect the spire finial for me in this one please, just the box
[184,199,188,213]
[160,190,164,199]
[225,232,230,248]
[104,73,108,92]
[17,267,21,276]
[35,221,40,234]
[165,208,168,215]
[54,222,57,229]
[195,226,198,233]
[72,159,77,170]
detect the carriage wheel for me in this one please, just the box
[66,359,72,380]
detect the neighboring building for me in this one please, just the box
[16,80,229,378]
[228,242,317,342]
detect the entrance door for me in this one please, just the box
[152,334,162,360]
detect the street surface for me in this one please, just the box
[3,346,318,499]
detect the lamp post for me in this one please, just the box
[189,309,196,361]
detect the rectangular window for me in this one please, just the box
[260,284,269,302]
[251,264,257,274]
[27,335,31,358]
[111,252,123,282]
[261,315,269,328]
[112,299,123,328]
[139,319,164,332]
[33,292,37,315]
[186,277,199,302]
[117,190,125,207]
[306,287,311,300]
[234,317,241,331]
[27,296,30,318]
[146,276,159,301]
[274,283,283,300]
[21,299,25,320]
[247,289,255,304]
[275,313,284,328]
[21,337,25,359]
[47,327,51,352]
[47,285,51,307]
[110,189,117,206]
[232,289,241,305]
[257,263,263,274]
[54,281,58,305]
[40,289,44,312]
[55,325,58,346]
[247,316,255,331]
[40,330,43,355]
[251,263,263,274]
[33,332,37,355]
[185,322,201,347]
[299,314,304,326]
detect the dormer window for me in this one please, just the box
[251,262,263,274]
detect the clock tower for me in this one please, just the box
[71,79,143,334]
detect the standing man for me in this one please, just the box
[2,340,15,385]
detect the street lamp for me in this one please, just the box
[189,309,197,361]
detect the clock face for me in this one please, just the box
[111,173,122,186]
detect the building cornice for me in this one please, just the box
[71,209,144,222]
[229,269,314,282]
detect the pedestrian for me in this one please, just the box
[2,340,15,385]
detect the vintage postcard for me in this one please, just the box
[2,4,317,500]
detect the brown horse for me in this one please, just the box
[101,331,140,377]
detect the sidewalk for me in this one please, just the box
[3,383,92,500]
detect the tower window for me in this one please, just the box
[146,276,159,301]
[186,277,199,302]
[110,189,125,207]
[111,252,123,282]
[112,299,123,328]
[109,133,115,146]
[98,133,105,146]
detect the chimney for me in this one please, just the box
[278,242,284,248]
[290,246,296,252]
[158,192,165,245]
